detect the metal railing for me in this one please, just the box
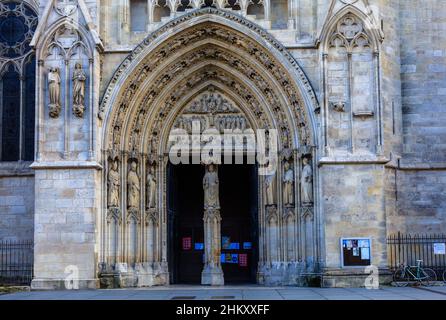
[0,240,34,286]
[387,233,446,277]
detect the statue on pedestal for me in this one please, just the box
[203,164,220,209]
[72,62,87,117]
[107,160,120,208]
[283,161,294,206]
[146,165,156,209]
[48,67,61,118]
[301,157,313,204]
[127,161,140,209]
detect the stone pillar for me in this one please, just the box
[201,208,224,285]
[201,164,224,285]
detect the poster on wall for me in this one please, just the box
[341,238,371,266]
[361,247,370,260]
[182,237,192,250]
[239,254,248,267]
[194,243,204,250]
[222,236,231,249]
[434,243,446,255]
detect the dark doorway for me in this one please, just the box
[167,162,258,284]
[220,164,258,284]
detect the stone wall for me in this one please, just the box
[387,0,446,235]
[0,174,34,242]
[31,167,101,289]
[321,164,387,269]
[392,170,446,234]
[399,0,446,165]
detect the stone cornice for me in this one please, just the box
[30,161,103,170]
[0,161,34,177]
[318,155,390,166]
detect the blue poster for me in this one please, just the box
[229,242,240,250]
[195,243,204,250]
[243,242,252,250]
[222,236,231,249]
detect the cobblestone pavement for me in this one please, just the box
[1,285,446,300]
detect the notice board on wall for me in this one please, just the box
[341,238,371,267]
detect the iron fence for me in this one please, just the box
[387,233,446,277]
[0,240,33,286]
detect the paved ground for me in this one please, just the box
[1,285,446,300]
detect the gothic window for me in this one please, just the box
[325,13,379,154]
[148,0,267,25]
[0,1,37,161]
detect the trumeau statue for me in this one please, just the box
[107,160,120,208]
[301,157,313,204]
[203,164,220,209]
[264,174,275,206]
[146,165,156,209]
[127,161,140,209]
[72,62,87,118]
[48,67,61,118]
[283,161,294,206]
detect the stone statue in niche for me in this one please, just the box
[264,174,275,206]
[146,165,156,209]
[283,161,294,206]
[107,160,120,208]
[72,62,87,118]
[48,67,61,118]
[127,161,140,209]
[203,164,220,209]
[301,157,313,204]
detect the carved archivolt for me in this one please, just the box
[101,9,319,153]
[106,37,307,155]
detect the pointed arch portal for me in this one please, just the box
[99,8,320,286]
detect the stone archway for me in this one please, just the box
[99,8,320,287]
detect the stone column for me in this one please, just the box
[201,164,224,285]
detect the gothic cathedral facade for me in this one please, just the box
[0,0,445,288]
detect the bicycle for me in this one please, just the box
[393,260,437,287]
